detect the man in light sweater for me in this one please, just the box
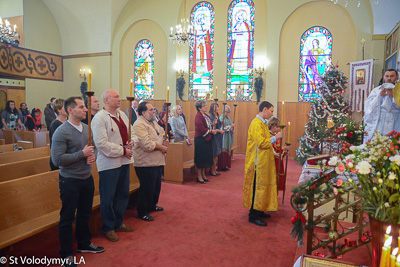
[51,96,104,267]
[133,101,168,221]
[92,89,134,242]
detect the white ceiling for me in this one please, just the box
[369,0,400,34]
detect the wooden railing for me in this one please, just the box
[291,171,371,258]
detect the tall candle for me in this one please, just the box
[380,237,392,267]
[390,247,399,267]
[396,254,400,267]
[288,122,291,143]
[167,86,170,102]
[88,69,92,91]
[215,86,218,99]
[281,101,285,123]
[385,226,392,243]
[223,90,226,101]
[130,79,133,97]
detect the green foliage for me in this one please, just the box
[176,75,186,101]
[290,218,305,247]
[80,82,88,103]
[254,75,263,104]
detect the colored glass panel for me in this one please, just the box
[298,26,332,102]
[134,39,154,100]
[189,2,215,100]
[226,0,255,101]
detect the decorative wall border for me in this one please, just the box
[0,43,63,81]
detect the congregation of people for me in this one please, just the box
[4,69,399,265]
[0,90,239,266]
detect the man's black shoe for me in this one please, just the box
[62,256,77,267]
[153,206,164,212]
[77,242,105,254]
[260,213,271,218]
[248,218,267,226]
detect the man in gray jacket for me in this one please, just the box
[52,96,104,267]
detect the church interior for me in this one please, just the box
[0,0,400,266]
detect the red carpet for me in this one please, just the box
[1,155,371,266]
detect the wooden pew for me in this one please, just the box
[0,146,50,165]
[0,139,5,145]
[2,129,24,144]
[0,164,140,251]
[2,130,47,148]
[0,141,33,152]
[23,131,48,148]
[164,131,195,184]
[0,171,61,250]
[0,156,51,182]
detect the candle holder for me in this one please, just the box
[163,103,171,141]
[79,69,87,81]
[233,104,238,124]
[254,66,265,76]
[282,141,291,204]
[176,69,185,77]
[85,91,95,146]
[126,96,135,142]
[214,98,218,102]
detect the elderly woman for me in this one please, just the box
[194,100,217,183]
[170,105,190,143]
[209,102,224,176]
[1,100,24,130]
[218,105,235,171]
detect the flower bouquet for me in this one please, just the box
[336,118,365,148]
[332,131,400,224]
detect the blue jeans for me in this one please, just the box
[59,175,94,258]
[99,164,130,233]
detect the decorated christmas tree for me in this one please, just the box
[295,65,350,165]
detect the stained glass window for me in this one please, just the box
[134,39,154,100]
[189,2,215,100]
[226,0,255,101]
[298,26,332,102]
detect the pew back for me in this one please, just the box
[164,139,195,184]
[0,141,33,152]
[0,171,61,248]
[0,146,50,165]
[0,156,51,182]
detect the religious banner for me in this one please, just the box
[349,59,373,112]
[0,43,63,81]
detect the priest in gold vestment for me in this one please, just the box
[243,101,282,226]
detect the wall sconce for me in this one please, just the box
[254,66,265,76]
[176,69,185,77]
[79,68,89,81]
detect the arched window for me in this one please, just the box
[134,39,154,100]
[226,0,255,101]
[189,2,215,100]
[298,26,332,102]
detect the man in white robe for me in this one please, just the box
[364,69,399,143]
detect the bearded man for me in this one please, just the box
[133,101,168,222]
[364,69,400,143]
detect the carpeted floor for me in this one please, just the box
[1,155,371,266]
